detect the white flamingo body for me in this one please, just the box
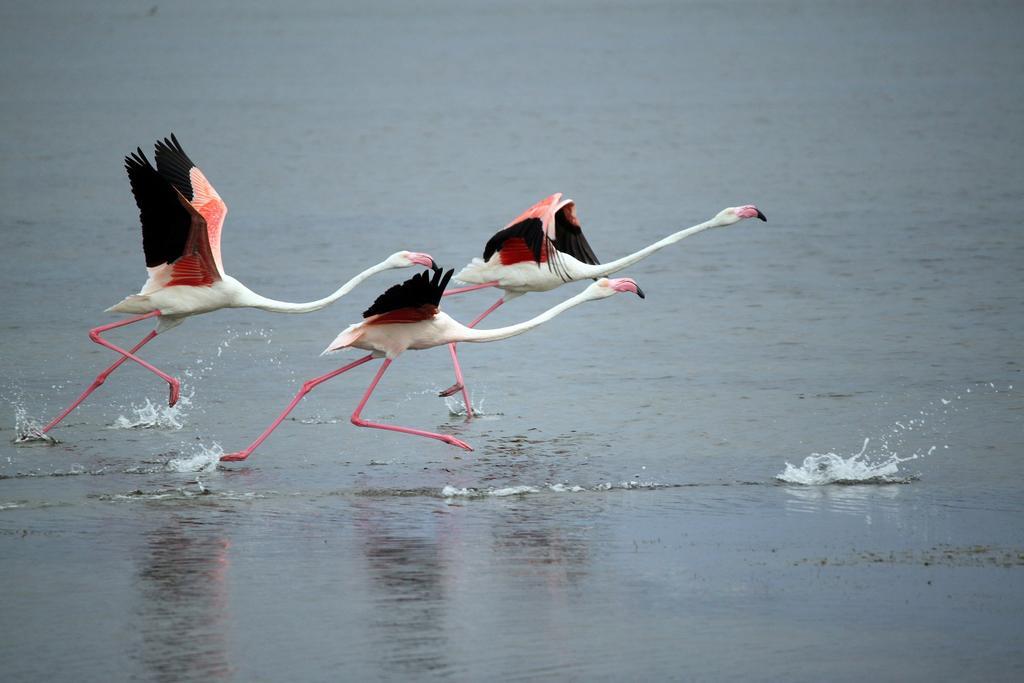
[440,198,767,413]
[324,301,567,358]
[106,256,426,328]
[454,206,766,293]
[325,278,639,358]
[37,134,435,435]
[221,271,645,462]
[454,257,568,293]
[325,313,464,359]
[107,276,250,320]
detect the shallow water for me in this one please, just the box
[2,0,1023,680]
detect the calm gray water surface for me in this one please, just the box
[2,1,1023,680]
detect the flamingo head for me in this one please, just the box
[715,205,767,226]
[589,277,645,300]
[387,251,439,270]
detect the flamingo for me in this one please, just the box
[37,134,436,435]
[439,193,766,414]
[219,267,644,461]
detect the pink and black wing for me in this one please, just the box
[153,134,227,274]
[152,134,196,202]
[125,148,191,268]
[481,194,600,275]
[124,148,219,287]
[362,268,454,324]
[482,218,547,265]
[551,200,600,266]
[482,193,560,266]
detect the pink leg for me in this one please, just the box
[440,342,468,401]
[353,359,473,451]
[438,297,506,418]
[42,312,166,434]
[221,354,375,462]
[441,281,499,297]
[466,297,507,329]
[84,311,181,408]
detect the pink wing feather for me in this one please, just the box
[505,192,562,239]
[324,324,366,354]
[188,167,227,275]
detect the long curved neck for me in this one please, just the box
[453,289,595,344]
[573,217,721,279]
[239,260,393,313]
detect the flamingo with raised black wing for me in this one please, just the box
[440,193,766,414]
[37,134,437,436]
[219,267,644,461]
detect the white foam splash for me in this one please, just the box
[593,481,664,491]
[111,328,275,431]
[12,406,57,444]
[102,480,213,501]
[442,484,540,498]
[164,442,223,473]
[778,382,1019,485]
[777,438,920,485]
[443,387,489,417]
[441,481,658,498]
[298,416,342,425]
[111,390,193,430]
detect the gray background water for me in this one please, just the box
[2,1,1022,680]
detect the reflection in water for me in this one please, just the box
[134,514,232,682]
[349,491,598,677]
[488,503,593,676]
[490,506,591,586]
[352,500,450,677]
[467,433,595,588]
[783,483,905,521]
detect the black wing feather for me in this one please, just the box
[153,133,196,200]
[125,148,192,267]
[482,217,546,263]
[553,207,600,265]
[363,268,454,318]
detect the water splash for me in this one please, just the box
[444,393,489,417]
[111,389,194,430]
[0,466,94,480]
[12,406,57,444]
[13,326,275,436]
[592,480,666,491]
[441,480,664,498]
[442,484,540,498]
[777,438,920,485]
[777,382,1015,485]
[298,415,343,425]
[99,480,213,501]
[164,442,223,473]
[212,326,277,360]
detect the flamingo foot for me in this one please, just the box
[168,380,181,407]
[219,451,250,462]
[442,435,474,451]
[438,382,463,398]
